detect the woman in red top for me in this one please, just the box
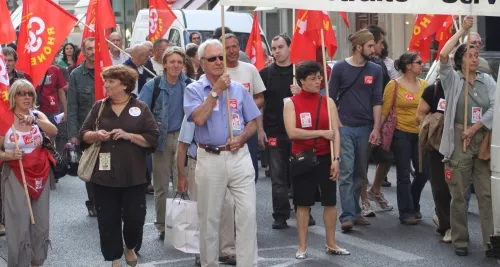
[284,61,348,259]
[0,79,58,267]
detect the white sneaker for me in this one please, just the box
[442,229,452,243]
[361,201,376,217]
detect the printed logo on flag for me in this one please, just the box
[364,76,373,84]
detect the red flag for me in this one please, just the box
[149,0,176,42]
[321,12,338,58]
[290,10,323,64]
[435,16,454,60]
[408,14,448,62]
[0,0,16,45]
[0,49,13,136]
[16,0,77,86]
[339,12,350,29]
[93,0,116,101]
[77,0,99,65]
[245,12,265,71]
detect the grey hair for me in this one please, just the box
[463,32,481,44]
[197,39,223,60]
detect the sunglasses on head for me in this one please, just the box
[16,91,34,97]
[203,56,224,62]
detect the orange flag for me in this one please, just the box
[339,12,350,29]
[0,49,13,136]
[93,0,116,101]
[408,14,449,62]
[149,0,176,42]
[435,16,454,60]
[290,10,323,64]
[16,0,77,86]
[245,12,265,71]
[77,0,98,65]
[0,0,16,45]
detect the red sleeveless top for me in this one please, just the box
[291,90,330,156]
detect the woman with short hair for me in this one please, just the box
[0,79,58,267]
[284,61,349,259]
[80,65,159,266]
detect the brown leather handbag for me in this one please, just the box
[478,131,491,161]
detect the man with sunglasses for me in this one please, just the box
[184,39,260,267]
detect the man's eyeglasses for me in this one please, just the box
[16,91,34,97]
[202,56,224,62]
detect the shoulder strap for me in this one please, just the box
[151,76,162,110]
[336,62,368,104]
[94,100,106,131]
[38,71,49,95]
[312,96,323,150]
[433,82,437,97]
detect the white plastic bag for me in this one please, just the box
[164,196,200,254]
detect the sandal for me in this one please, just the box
[325,245,350,255]
[295,250,307,259]
[112,260,121,267]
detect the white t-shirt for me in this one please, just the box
[151,59,164,76]
[110,51,129,66]
[4,125,43,154]
[227,61,266,96]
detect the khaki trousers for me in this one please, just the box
[153,132,179,232]
[196,145,257,267]
[445,125,493,248]
[186,157,236,257]
[2,164,51,267]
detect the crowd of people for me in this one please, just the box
[0,15,496,267]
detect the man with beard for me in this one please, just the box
[328,29,383,232]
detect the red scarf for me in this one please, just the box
[7,147,55,200]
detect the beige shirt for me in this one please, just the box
[227,61,266,96]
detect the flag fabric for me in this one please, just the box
[339,12,350,29]
[435,16,454,60]
[149,0,176,42]
[77,0,99,65]
[0,0,16,45]
[0,49,13,136]
[290,10,337,64]
[245,12,265,71]
[93,0,116,101]
[408,14,449,62]
[16,0,78,87]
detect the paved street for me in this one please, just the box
[0,164,498,267]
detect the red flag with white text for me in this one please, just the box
[245,12,265,71]
[0,0,17,45]
[16,0,78,86]
[290,10,323,64]
[408,14,449,62]
[149,0,176,42]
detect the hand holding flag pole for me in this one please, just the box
[221,6,234,140]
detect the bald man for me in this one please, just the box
[143,41,154,57]
[108,32,129,65]
[123,45,155,95]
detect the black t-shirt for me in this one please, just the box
[259,63,294,137]
[421,81,445,114]
[371,57,391,90]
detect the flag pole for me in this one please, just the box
[320,29,335,162]
[462,28,471,152]
[11,126,35,224]
[81,22,157,77]
[221,5,234,140]
[292,9,297,86]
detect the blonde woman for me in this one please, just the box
[0,79,58,267]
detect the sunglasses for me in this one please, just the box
[203,56,224,62]
[16,91,34,97]
[412,60,423,65]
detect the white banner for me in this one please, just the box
[221,0,500,16]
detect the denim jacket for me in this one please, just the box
[138,73,192,152]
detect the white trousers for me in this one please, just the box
[196,145,257,267]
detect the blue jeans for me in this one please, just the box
[338,125,372,223]
[247,133,259,182]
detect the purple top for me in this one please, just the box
[184,76,261,147]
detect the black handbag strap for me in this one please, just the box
[37,72,49,102]
[336,61,368,104]
[312,96,323,150]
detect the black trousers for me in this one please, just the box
[94,183,147,261]
[428,149,451,235]
[85,181,95,209]
[268,136,291,222]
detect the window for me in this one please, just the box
[168,29,182,47]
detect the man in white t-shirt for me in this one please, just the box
[223,33,266,182]
[151,39,169,76]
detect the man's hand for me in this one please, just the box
[227,136,242,152]
[213,73,231,94]
[330,160,339,181]
[258,129,267,150]
[290,84,301,95]
[177,176,188,193]
[462,16,474,31]
[110,129,130,141]
[369,129,380,146]
[69,137,80,146]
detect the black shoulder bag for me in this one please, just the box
[290,96,323,176]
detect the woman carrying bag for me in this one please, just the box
[380,52,428,225]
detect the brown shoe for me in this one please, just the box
[354,216,370,226]
[0,224,5,236]
[341,221,353,232]
[401,217,419,225]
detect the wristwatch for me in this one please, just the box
[210,91,219,99]
[333,157,341,162]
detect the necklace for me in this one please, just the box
[111,96,131,105]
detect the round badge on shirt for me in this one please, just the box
[129,107,141,117]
